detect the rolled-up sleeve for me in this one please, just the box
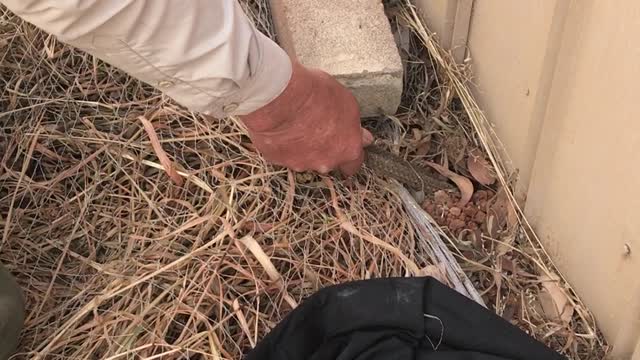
[1,0,292,117]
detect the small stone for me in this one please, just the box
[449,219,466,231]
[474,211,487,224]
[434,190,451,206]
[464,206,478,217]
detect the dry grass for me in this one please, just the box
[0,1,607,359]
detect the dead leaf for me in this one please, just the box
[237,236,297,309]
[493,269,502,296]
[490,187,519,230]
[485,215,497,238]
[415,135,432,156]
[426,161,474,207]
[495,234,515,257]
[538,274,574,323]
[443,135,468,165]
[416,142,431,156]
[471,228,483,249]
[139,116,184,186]
[411,128,424,142]
[232,299,255,348]
[467,148,496,185]
[506,201,519,229]
[488,188,509,231]
[500,257,516,273]
[537,291,558,320]
[502,298,520,322]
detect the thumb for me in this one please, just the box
[338,129,373,177]
[361,128,374,146]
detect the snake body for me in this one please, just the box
[364,145,454,192]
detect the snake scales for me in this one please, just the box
[364,145,454,193]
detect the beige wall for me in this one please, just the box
[466,0,568,201]
[526,1,640,357]
[415,0,458,49]
[416,0,566,200]
[415,0,472,63]
[416,0,640,356]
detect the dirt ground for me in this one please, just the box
[0,1,607,359]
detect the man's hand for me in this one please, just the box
[240,60,373,176]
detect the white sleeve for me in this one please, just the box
[1,0,292,117]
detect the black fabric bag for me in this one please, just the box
[246,277,565,360]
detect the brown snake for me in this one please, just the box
[364,145,455,192]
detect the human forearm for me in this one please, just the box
[1,0,292,118]
[2,0,372,176]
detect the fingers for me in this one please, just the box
[361,128,374,146]
[316,165,331,174]
[338,150,365,177]
[262,127,374,177]
[314,128,374,176]
[337,127,373,177]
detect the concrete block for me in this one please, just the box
[269,0,403,117]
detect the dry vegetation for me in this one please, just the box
[0,1,607,359]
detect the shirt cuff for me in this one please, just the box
[208,32,293,118]
[151,30,292,119]
[1,0,293,119]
